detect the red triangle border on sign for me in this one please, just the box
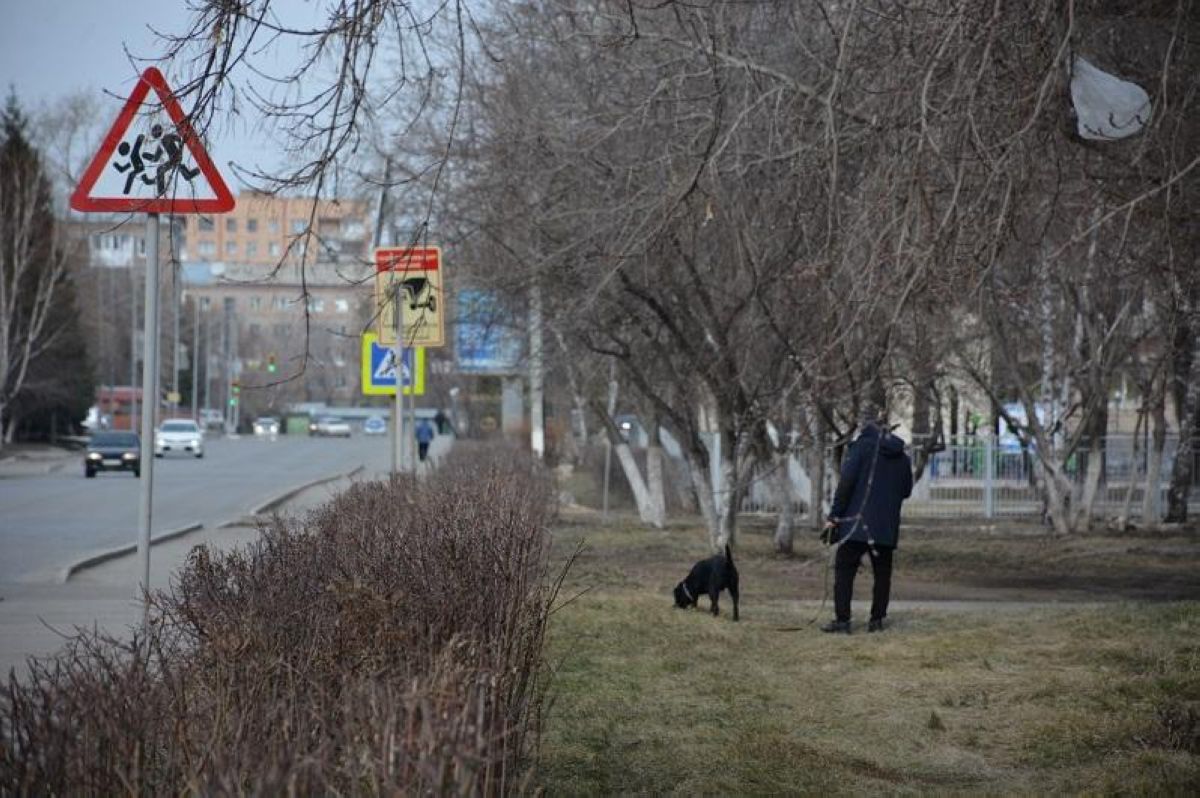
[70,67,235,214]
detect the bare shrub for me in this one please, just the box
[1,446,559,794]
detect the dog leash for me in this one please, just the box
[775,429,889,632]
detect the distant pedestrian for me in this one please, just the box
[415,419,435,462]
[434,409,449,435]
[821,405,913,634]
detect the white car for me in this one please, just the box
[313,416,352,438]
[253,416,280,439]
[155,419,204,458]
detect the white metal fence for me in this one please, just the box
[737,434,1199,521]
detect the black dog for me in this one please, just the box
[673,544,739,621]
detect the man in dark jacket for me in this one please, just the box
[821,407,913,633]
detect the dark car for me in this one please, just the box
[85,431,141,478]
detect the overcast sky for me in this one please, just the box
[0,1,323,190]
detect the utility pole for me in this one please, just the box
[203,300,213,418]
[171,256,181,418]
[190,292,200,421]
[222,297,232,431]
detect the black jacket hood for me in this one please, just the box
[860,423,907,458]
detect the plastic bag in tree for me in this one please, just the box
[1070,56,1151,141]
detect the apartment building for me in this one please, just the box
[178,192,370,268]
[179,193,375,411]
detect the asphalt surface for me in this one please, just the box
[0,434,392,586]
[0,433,449,679]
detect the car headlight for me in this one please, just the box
[123,452,137,460]
[87,452,101,460]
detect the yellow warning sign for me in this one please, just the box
[375,246,445,348]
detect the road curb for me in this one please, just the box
[217,465,367,529]
[61,522,204,583]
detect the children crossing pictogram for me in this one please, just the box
[70,68,234,213]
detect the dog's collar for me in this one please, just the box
[679,582,694,602]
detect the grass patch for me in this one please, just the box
[538,518,1200,794]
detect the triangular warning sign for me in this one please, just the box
[70,68,235,214]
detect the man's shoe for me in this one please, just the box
[867,618,885,633]
[821,620,851,634]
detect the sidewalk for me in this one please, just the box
[0,445,77,479]
[0,476,350,679]
[0,434,455,679]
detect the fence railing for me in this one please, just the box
[736,434,1200,521]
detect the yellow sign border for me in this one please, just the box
[361,332,426,396]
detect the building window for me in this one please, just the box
[198,241,216,257]
[226,218,237,233]
[246,241,258,257]
[225,241,237,257]
[271,296,288,310]
[249,296,263,310]
[335,298,350,313]
[199,217,214,232]
[269,242,280,257]
[291,219,307,234]
[307,298,325,313]
[246,218,258,233]
[273,324,288,337]
[137,238,146,255]
[268,220,279,234]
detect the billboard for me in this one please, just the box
[455,290,523,374]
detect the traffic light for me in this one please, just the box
[267,353,277,374]
[229,379,240,406]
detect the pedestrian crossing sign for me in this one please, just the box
[361,332,425,396]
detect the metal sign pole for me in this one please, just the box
[137,212,160,618]
[394,282,406,473]
[190,294,199,421]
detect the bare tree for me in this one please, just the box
[0,94,76,447]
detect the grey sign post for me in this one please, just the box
[69,67,236,623]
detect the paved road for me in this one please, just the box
[0,435,392,586]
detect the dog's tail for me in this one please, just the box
[725,543,733,564]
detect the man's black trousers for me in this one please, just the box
[833,541,894,623]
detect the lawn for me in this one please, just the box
[537,514,1200,794]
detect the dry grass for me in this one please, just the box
[1,445,558,795]
[538,516,1200,794]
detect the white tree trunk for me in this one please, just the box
[645,420,667,528]
[613,440,660,527]
[772,450,795,554]
[1141,400,1167,525]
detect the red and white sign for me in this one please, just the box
[70,68,235,214]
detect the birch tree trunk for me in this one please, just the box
[772,450,795,554]
[1116,407,1143,531]
[592,397,660,528]
[807,412,828,530]
[1165,328,1200,522]
[645,414,667,528]
[1141,396,1167,525]
[1075,403,1109,530]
